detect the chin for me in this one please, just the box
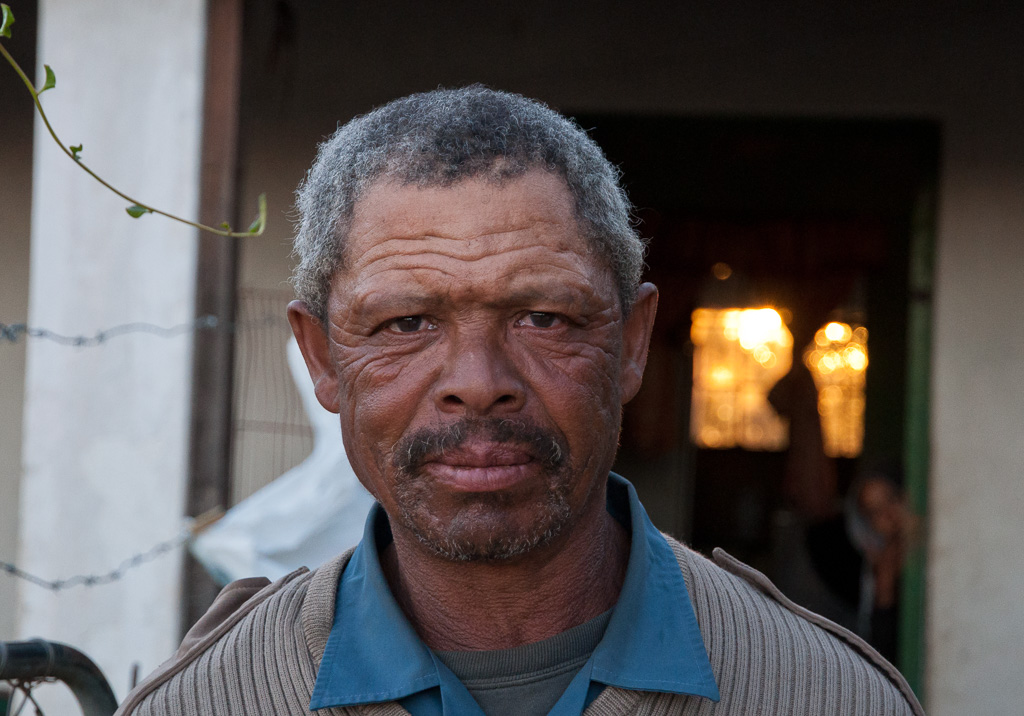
[398,488,574,562]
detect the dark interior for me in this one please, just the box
[593,115,940,650]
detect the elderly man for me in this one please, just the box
[118,87,923,716]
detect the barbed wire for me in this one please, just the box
[0,316,219,346]
[0,524,193,593]
[0,314,288,347]
[0,310,289,594]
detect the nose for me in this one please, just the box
[433,328,526,416]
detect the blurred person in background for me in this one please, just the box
[770,357,917,662]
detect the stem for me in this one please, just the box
[0,40,265,238]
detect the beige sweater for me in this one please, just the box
[117,539,924,715]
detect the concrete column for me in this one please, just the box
[926,13,1024,709]
[17,0,206,704]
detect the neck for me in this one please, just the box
[380,495,630,652]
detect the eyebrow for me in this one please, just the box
[349,292,440,317]
[485,287,589,310]
[348,278,605,317]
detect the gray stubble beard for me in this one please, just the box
[389,418,574,562]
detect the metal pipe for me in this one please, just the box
[0,640,118,716]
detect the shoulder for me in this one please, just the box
[664,535,925,716]
[115,550,354,716]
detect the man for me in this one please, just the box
[118,87,923,715]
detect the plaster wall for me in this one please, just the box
[17,0,205,705]
[236,2,1024,712]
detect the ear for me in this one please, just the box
[287,300,342,413]
[619,283,658,405]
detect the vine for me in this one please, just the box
[0,3,266,237]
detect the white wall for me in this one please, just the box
[17,0,206,705]
[236,2,1024,712]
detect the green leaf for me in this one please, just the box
[70,143,82,160]
[125,204,151,218]
[1,4,14,39]
[39,64,56,93]
[219,222,231,231]
[246,193,267,234]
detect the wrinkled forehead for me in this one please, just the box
[348,172,596,267]
[328,170,619,314]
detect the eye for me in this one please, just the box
[388,316,436,333]
[521,312,560,328]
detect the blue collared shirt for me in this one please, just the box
[310,474,720,715]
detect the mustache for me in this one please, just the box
[392,418,568,474]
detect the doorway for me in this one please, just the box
[584,115,939,690]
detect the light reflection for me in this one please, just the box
[824,321,852,342]
[692,309,869,458]
[804,321,868,458]
[691,307,792,451]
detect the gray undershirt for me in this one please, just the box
[433,609,612,716]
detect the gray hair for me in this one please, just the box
[292,85,645,320]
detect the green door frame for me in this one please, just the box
[898,183,937,699]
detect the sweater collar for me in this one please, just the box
[309,474,719,713]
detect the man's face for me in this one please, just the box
[290,169,657,561]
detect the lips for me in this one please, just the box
[423,441,538,492]
[431,443,533,468]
